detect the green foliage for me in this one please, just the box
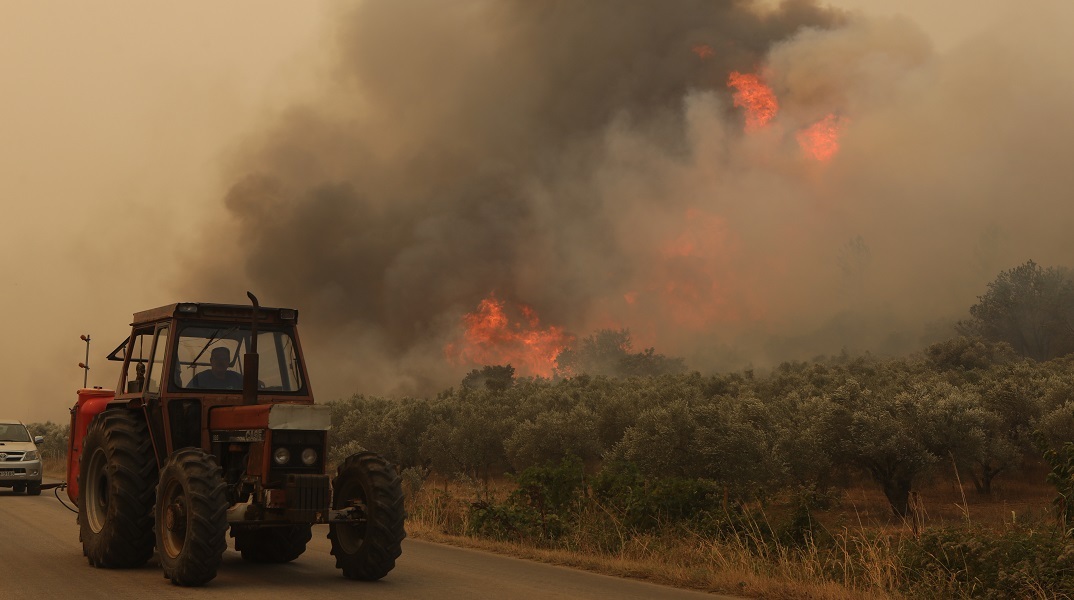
[900,524,1074,599]
[468,501,550,542]
[554,329,686,378]
[421,388,515,484]
[925,336,1016,372]
[327,395,433,468]
[25,421,69,459]
[504,406,601,470]
[1043,435,1074,529]
[591,461,723,531]
[462,364,516,391]
[512,455,587,515]
[957,260,1074,361]
[469,457,586,542]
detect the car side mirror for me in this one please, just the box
[33,436,44,445]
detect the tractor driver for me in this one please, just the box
[189,346,243,390]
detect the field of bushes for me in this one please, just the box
[326,336,1074,598]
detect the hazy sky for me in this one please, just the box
[2,1,1068,424]
[1,2,328,423]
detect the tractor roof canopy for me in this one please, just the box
[131,303,299,327]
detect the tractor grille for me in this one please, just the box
[285,474,330,522]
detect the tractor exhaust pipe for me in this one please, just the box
[243,291,260,406]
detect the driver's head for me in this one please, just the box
[210,346,231,372]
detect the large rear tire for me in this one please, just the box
[232,524,312,563]
[79,409,157,568]
[154,448,228,587]
[328,452,406,580]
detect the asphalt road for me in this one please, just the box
[0,477,737,600]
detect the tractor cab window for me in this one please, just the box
[146,327,168,395]
[123,329,154,394]
[174,325,304,393]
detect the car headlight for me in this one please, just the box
[273,447,291,465]
[23,451,38,461]
[300,448,318,465]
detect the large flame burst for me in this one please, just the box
[445,295,573,377]
[727,71,778,131]
[727,70,847,161]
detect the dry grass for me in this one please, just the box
[403,472,1060,600]
[42,457,66,478]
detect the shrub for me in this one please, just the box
[900,524,1074,599]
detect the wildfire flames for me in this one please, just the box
[656,208,759,327]
[727,71,778,131]
[448,67,848,374]
[727,71,846,161]
[691,44,714,59]
[445,295,573,377]
[796,113,847,162]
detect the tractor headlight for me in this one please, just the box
[23,451,38,461]
[273,447,291,465]
[300,448,318,466]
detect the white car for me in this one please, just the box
[0,420,43,495]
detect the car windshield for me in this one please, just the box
[0,423,30,442]
[173,324,304,393]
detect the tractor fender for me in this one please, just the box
[66,388,117,504]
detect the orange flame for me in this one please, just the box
[691,44,714,59]
[727,71,778,131]
[445,295,573,377]
[648,208,764,328]
[797,113,847,161]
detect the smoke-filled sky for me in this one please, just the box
[3,0,1071,423]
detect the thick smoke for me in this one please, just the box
[192,0,1074,399]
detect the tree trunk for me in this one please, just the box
[881,476,913,518]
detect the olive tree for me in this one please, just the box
[957,260,1074,361]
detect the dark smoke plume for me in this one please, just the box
[191,0,1074,399]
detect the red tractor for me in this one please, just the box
[65,294,405,586]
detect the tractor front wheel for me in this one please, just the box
[232,524,313,563]
[328,452,406,580]
[154,448,228,587]
[79,409,157,568]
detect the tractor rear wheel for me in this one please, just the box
[154,448,228,587]
[232,524,313,563]
[79,409,157,568]
[328,452,406,580]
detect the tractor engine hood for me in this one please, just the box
[209,403,331,431]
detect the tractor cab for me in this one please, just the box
[105,301,311,457]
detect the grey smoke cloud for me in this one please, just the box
[194,0,1074,399]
